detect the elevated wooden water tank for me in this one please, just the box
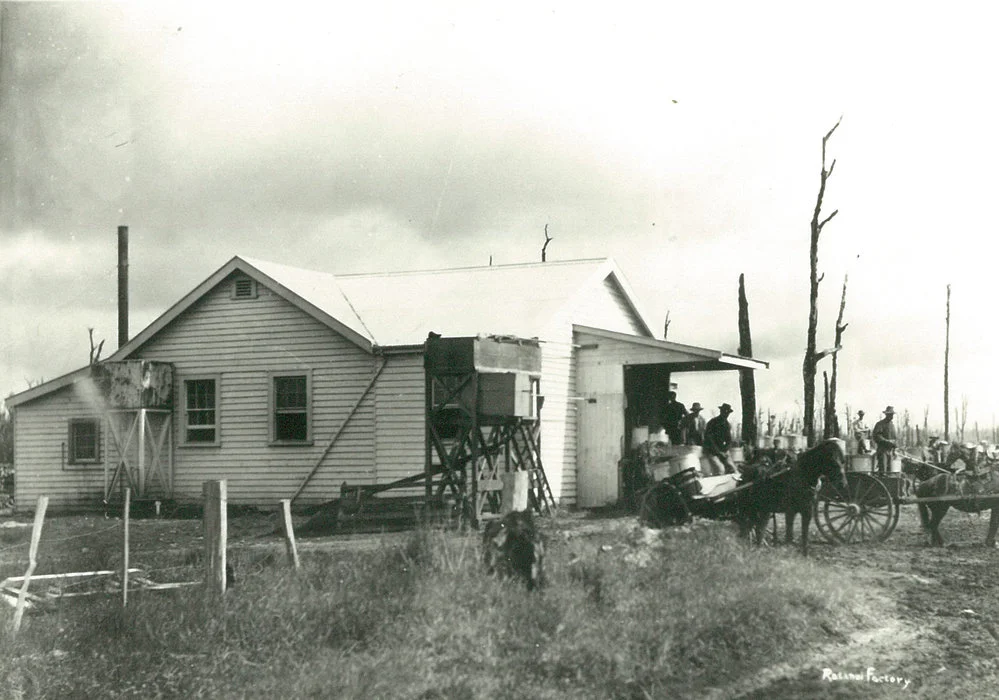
[425,334,541,419]
[424,334,542,375]
[90,360,174,409]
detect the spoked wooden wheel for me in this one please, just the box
[814,473,899,544]
[638,482,692,528]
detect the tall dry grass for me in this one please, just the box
[0,520,877,699]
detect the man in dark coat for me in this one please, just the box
[703,403,736,474]
[871,406,898,475]
[662,391,688,445]
[680,402,706,446]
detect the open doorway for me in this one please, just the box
[623,364,672,444]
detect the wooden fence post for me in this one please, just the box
[11,496,48,635]
[279,499,300,569]
[203,480,227,601]
[501,472,529,514]
[122,488,131,608]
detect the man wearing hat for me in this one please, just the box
[871,406,898,475]
[703,403,736,475]
[680,402,707,446]
[851,410,871,454]
[661,391,688,445]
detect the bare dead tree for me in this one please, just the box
[825,274,849,439]
[944,284,951,441]
[803,116,842,448]
[88,327,105,366]
[541,224,553,262]
[960,395,968,443]
[663,310,671,340]
[737,273,757,447]
[822,371,830,440]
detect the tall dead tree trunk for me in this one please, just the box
[737,274,757,447]
[822,371,830,440]
[803,117,842,448]
[825,274,848,438]
[944,284,951,442]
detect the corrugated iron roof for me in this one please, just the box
[241,257,632,347]
[335,258,622,346]
[240,257,373,342]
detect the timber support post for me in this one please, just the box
[10,496,48,635]
[203,480,227,601]
[279,499,300,569]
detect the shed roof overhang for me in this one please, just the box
[573,325,769,372]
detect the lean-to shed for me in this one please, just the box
[6,256,766,512]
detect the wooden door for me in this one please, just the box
[576,363,624,507]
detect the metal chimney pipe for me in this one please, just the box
[118,225,129,348]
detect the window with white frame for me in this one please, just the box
[183,377,219,444]
[271,372,311,443]
[67,418,101,465]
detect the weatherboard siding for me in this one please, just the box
[133,276,377,505]
[373,353,426,492]
[538,326,575,506]
[12,385,108,510]
[570,276,647,336]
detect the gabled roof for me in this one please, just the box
[336,257,655,346]
[5,256,689,407]
[109,256,654,360]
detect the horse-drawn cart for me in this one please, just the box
[816,448,999,547]
[633,441,999,549]
[634,441,851,551]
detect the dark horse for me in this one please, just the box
[914,470,999,547]
[736,439,849,556]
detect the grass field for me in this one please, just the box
[0,514,878,699]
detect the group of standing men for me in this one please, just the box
[851,406,898,474]
[662,391,737,474]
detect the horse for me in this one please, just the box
[735,439,849,556]
[915,469,999,547]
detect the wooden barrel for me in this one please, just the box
[889,456,903,474]
[669,468,701,499]
[651,463,672,482]
[668,452,702,477]
[631,426,649,447]
[849,454,874,472]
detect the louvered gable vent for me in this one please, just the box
[233,277,257,299]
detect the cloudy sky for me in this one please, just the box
[2,1,998,435]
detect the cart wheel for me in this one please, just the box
[638,482,691,528]
[815,473,898,544]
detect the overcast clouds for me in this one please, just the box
[3,2,999,434]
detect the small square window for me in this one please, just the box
[68,419,101,464]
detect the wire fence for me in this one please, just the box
[0,483,300,634]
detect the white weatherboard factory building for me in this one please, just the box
[7,255,766,512]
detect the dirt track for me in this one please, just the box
[709,505,999,698]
